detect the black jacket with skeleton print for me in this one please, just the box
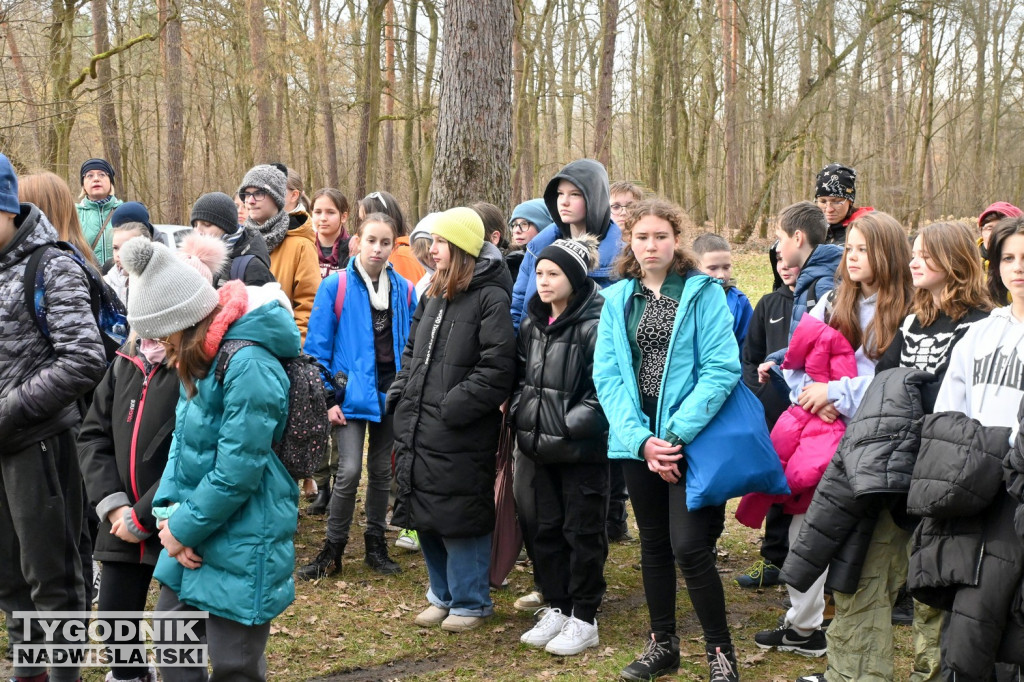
[875,307,990,413]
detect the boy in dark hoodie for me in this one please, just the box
[0,153,107,682]
[735,258,800,589]
[760,201,842,374]
[510,159,622,332]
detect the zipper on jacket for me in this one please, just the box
[531,335,550,454]
[653,282,705,436]
[129,363,160,503]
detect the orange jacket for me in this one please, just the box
[388,236,426,285]
[269,221,321,343]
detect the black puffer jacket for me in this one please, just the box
[0,203,106,450]
[511,280,607,464]
[387,243,516,538]
[782,368,929,594]
[77,343,179,565]
[907,411,1024,675]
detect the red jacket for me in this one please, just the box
[736,315,857,526]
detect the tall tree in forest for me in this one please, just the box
[159,0,184,221]
[592,0,618,167]
[429,0,513,211]
[356,0,387,197]
[92,0,122,177]
[310,0,338,187]
[249,0,274,160]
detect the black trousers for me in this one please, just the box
[532,459,609,623]
[606,460,630,536]
[621,458,731,647]
[0,430,86,682]
[97,561,157,680]
[761,503,791,568]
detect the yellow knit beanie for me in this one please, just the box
[430,207,485,257]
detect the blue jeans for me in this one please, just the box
[419,531,493,617]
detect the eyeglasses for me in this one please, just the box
[510,220,535,232]
[84,171,109,181]
[816,197,849,207]
[239,190,268,202]
[366,191,389,211]
[610,203,634,213]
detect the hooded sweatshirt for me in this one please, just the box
[935,305,1024,439]
[510,159,622,330]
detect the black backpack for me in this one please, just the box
[24,240,129,362]
[214,340,330,479]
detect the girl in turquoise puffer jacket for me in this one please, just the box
[119,235,301,682]
[593,199,742,682]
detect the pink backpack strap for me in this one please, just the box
[407,280,414,307]
[333,271,348,319]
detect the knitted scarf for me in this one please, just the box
[247,209,290,253]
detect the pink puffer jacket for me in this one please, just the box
[736,315,857,526]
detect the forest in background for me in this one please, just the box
[1,0,1023,237]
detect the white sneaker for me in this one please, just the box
[544,616,599,656]
[513,590,547,611]
[520,607,568,647]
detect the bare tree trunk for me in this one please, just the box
[720,0,739,232]
[356,0,387,197]
[402,0,420,217]
[429,0,513,212]
[249,0,274,161]
[91,0,122,176]
[158,0,184,221]
[310,0,338,186]
[592,0,618,167]
[383,0,396,187]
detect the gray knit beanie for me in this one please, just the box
[238,164,287,210]
[120,237,220,339]
[191,192,241,235]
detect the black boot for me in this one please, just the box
[620,632,680,681]
[296,539,344,581]
[707,643,739,682]
[307,486,331,515]
[364,532,401,575]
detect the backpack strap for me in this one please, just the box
[229,254,256,282]
[23,243,59,341]
[406,280,414,307]
[214,339,258,382]
[804,276,823,311]
[90,208,115,250]
[333,270,348,319]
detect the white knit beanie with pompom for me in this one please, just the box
[120,236,220,339]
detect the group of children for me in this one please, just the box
[3,147,1024,682]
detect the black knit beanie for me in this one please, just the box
[80,158,115,185]
[537,238,592,293]
[191,192,242,235]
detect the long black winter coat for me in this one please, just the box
[0,203,106,450]
[511,280,607,465]
[387,243,516,538]
[782,368,929,594]
[77,343,180,565]
[907,410,1024,675]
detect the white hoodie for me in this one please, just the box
[934,305,1024,438]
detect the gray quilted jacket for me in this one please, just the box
[0,203,106,450]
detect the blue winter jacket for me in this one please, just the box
[725,285,754,348]
[594,273,741,460]
[303,261,417,421]
[511,222,621,332]
[153,298,301,626]
[767,244,842,365]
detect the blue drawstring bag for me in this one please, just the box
[683,351,789,511]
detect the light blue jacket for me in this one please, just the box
[511,222,622,332]
[303,261,417,421]
[594,273,741,459]
[153,299,301,625]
